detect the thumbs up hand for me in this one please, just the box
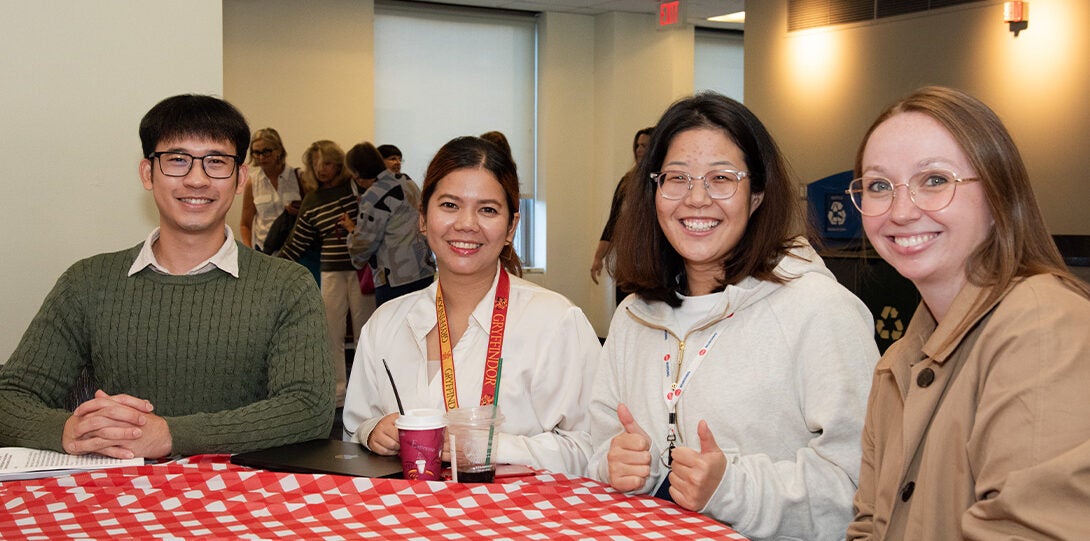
[606,403,653,492]
[667,420,727,511]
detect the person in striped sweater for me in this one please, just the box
[279,140,374,407]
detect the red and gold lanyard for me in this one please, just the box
[436,269,511,411]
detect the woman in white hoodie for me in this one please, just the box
[588,92,879,541]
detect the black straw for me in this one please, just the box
[381,358,405,415]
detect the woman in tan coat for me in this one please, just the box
[845,86,1090,539]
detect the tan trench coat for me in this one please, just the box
[847,274,1090,540]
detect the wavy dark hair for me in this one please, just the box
[612,92,806,306]
[420,136,523,277]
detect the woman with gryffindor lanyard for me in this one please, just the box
[587,93,880,541]
[341,136,601,477]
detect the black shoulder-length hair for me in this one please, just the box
[612,92,806,307]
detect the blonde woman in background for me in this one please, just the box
[240,128,301,252]
[240,128,321,284]
[280,140,374,407]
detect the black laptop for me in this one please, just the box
[230,439,403,479]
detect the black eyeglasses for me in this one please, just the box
[148,151,240,179]
[251,149,276,157]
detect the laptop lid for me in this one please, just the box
[230,439,403,479]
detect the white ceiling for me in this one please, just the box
[404,0,746,30]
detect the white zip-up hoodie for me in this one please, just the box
[589,238,879,541]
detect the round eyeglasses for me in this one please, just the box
[650,169,748,200]
[148,151,240,180]
[847,169,979,216]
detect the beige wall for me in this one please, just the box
[745,0,1090,235]
[536,12,600,327]
[540,12,695,335]
[0,0,225,362]
[222,0,376,236]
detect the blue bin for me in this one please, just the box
[807,171,860,243]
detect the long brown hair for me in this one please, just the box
[854,86,1090,330]
[612,92,806,307]
[420,136,523,277]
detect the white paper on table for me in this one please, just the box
[0,447,143,481]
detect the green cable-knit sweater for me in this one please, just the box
[0,243,334,455]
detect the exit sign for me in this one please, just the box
[659,1,681,27]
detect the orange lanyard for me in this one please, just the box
[436,269,510,411]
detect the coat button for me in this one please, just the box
[917,368,935,388]
[901,481,915,502]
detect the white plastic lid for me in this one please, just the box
[395,408,448,430]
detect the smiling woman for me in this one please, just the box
[240,128,304,253]
[421,139,522,286]
[341,136,602,477]
[652,127,764,297]
[846,86,1090,540]
[588,91,879,540]
[854,112,993,321]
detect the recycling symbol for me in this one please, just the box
[876,305,904,341]
[827,201,847,226]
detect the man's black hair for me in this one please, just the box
[139,94,251,160]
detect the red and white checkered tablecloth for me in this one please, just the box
[0,454,748,540]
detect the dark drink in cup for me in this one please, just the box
[457,466,496,483]
[446,405,505,483]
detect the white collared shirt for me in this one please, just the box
[250,166,301,248]
[127,226,240,277]
[342,265,602,476]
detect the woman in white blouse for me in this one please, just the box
[342,136,601,476]
[240,128,302,252]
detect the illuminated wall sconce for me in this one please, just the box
[1004,1,1028,36]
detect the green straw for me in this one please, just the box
[484,357,503,466]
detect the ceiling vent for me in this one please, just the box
[788,0,983,31]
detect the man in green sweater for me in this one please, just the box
[0,94,334,459]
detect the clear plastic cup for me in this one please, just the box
[446,405,505,483]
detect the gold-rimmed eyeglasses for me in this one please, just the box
[847,169,979,216]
